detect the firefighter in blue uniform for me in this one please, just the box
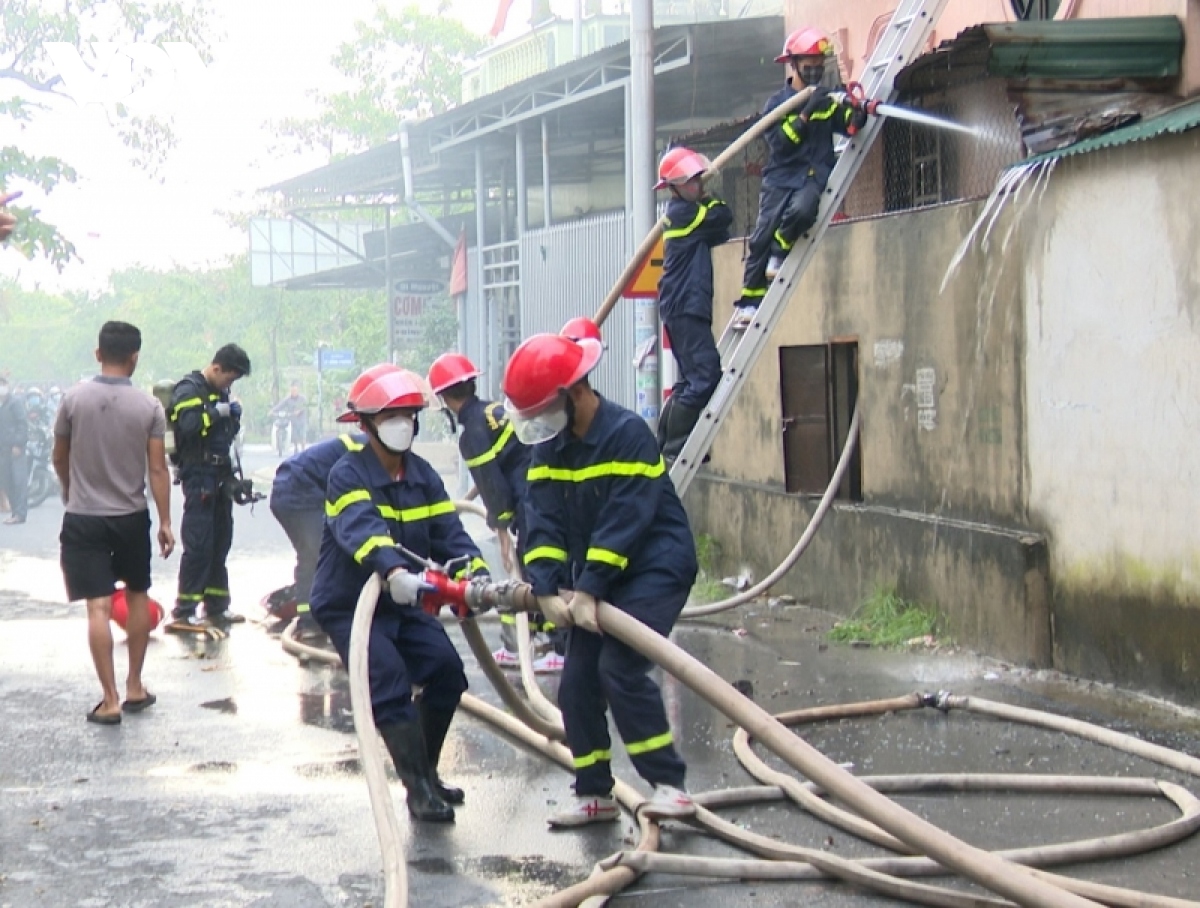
[165,343,251,632]
[733,26,867,328]
[309,365,488,823]
[427,352,565,672]
[654,146,733,459]
[502,333,699,828]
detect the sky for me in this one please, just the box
[0,0,560,292]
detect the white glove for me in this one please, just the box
[388,569,432,606]
[570,591,600,634]
[214,401,232,419]
[536,594,573,629]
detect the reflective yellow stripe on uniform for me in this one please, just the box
[326,489,371,517]
[809,102,837,122]
[573,748,612,769]
[524,546,568,565]
[663,204,708,240]
[586,547,629,570]
[454,556,489,579]
[497,510,514,523]
[355,536,395,564]
[204,587,229,597]
[377,500,456,522]
[625,731,673,756]
[465,422,514,468]
[340,434,365,451]
[781,113,802,144]
[171,397,204,421]
[740,286,767,299]
[774,229,793,252]
[178,593,204,601]
[500,613,517,625]
[527,458,665,483]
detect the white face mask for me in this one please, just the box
[508,400,569,445]
[376,415,415,453]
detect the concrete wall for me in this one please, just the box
[1022,131,1200,692]
[785,0,1200,96]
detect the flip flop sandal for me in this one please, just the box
[122,693,157,713]
[87,703,121,725]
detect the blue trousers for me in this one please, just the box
[317,603,467,726]
[663,313,720,411]
[559,592,688,795]
[270,503,323,610]
[740,179,822,299]
[175,470,233,617]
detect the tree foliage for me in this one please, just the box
[273,1,485,159]
[1,0,215,268]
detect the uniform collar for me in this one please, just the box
[458,395,484,421]
[551,394,611,453]
[357,443,421,488]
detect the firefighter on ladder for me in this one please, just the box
[653,147,733,460]
[426,352,565,673]
[502,333,698,828]
[308,365,489,823]
[732,26,868,329]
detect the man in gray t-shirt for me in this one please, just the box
[53,321,175,726]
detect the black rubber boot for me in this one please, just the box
[418,702,465,805]
[661,402,702,460]
[379,720,455,822]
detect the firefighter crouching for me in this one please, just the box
[308,365,489,823]
[502,333,698,828]
[165,343,251,632]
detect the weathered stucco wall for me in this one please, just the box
[1023,131,1200,692]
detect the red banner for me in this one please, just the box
[449,229,468,296]
[489,0,516,37]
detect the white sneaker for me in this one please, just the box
[491,646,521,669]
[765,254,786,280]
[547,794,620,828]
[642,784,696,820]
[731,305,758,330]
[533,651,565,674]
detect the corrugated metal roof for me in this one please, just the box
[983,16,1182,81]
[1024,96,1200,164]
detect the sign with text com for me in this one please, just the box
[392,279,446,350]
[43,42,209,115]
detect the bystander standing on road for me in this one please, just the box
[0,376,29,524]
[0,190,18,242]
[53,321,176,725]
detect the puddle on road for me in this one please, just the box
[201,697,238,714]
[298,689,355,734]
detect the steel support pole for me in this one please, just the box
[515,126,528,235]
[384,205,394,364]
[541,118,553,229]
[629,0,659,426]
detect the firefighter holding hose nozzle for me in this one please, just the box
[502,334,699,828]
[308,364,489,824]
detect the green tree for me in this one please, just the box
[1,0,215,268]
[274,2,485,159]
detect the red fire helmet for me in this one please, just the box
[655,147,711,190]
[775,26,832,63]
[559,316,602,343]
[502,334,602,418]
[427,353,482,394]
[338,367,427,423]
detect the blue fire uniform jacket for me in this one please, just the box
[309,446,488,616]
[457,396,529,534]
[271,433,367,512]
[659,195,733,322]
[761,84,858,191]
[523,397,698,607]
[170,370,241,470]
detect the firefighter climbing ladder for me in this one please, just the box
[668,0,948,497]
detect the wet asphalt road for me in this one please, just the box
[3,443,1200,907]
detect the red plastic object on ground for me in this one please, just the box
[110,588,165,630]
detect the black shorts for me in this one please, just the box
[59,511,153,602]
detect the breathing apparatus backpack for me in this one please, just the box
[152,379,181,466]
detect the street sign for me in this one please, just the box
[392,279,447,348]
[318,348,355,371]
[622,236,664,298]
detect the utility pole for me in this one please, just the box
[629,0,659,428]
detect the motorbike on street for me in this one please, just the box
[26,418,59,508]
[271,415,292,458]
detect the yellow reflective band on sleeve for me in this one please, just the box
[464,422,514,468]
[625,731,674,756]
[326,489,372,517]
[741,286,767,298]
[573,749,612,770]
[781,113,802,144]
[296,603,311,614]
[497,510,514,523]
[170,397,203,421]
[586,547,629,570]
[354,536,395,564]
[524,546,568,565]
[527,457,665,484]
[340,434,365,451]
[773,229,793,252]
[376,499,457,522]
[809,102,836,122]
[663,204,708,241]
[454,556,489,580]
[500,613,516,625]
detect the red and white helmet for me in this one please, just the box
[337,366,426,423]
[655,147,711,190]
[502,334,602,419]
[560,316,602,344]
[775,26,832,63]
[427,352,481,395]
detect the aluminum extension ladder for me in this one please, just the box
[668,0,948,497]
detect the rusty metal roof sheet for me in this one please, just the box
[1023,96,1200,163]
